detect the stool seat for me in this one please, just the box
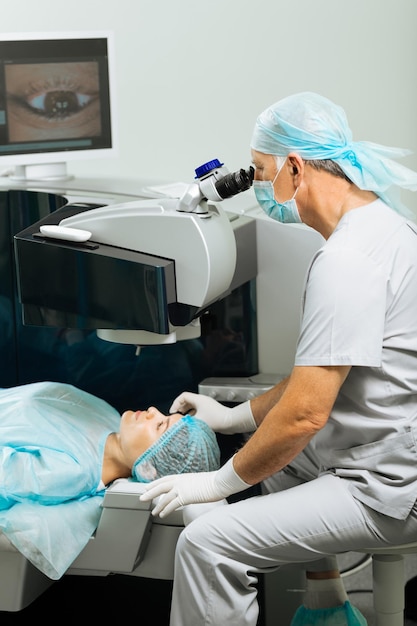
[355,541,417,625]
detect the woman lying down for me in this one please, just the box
[0,381,220,579]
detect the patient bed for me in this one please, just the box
[0,480,220,612]
[0,477,307,626]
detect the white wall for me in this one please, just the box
[2,0,416,211]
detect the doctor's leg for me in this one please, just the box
[263,455,357,621]
[169,472,417,626]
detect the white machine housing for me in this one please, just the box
[15,194,256,346]
[5,176,325,625]
[60,198,236,311]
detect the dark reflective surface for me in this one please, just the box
[1,189,258,413]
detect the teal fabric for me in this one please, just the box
[0,381,120,508]
[0,381,121,578]
[290,601,368,625]
[1,497,103,579]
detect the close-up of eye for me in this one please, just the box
[4,61,101,140]
[26,89,95,120]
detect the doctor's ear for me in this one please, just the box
[287,153,304,177]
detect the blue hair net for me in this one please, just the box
[132,415,220,482]
[251,92,417,217]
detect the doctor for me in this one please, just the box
[141,92,417,626]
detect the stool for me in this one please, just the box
[356,541,417,626]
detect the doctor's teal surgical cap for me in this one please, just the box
[132,415,220,482]
[251,92,417,216]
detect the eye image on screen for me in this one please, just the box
[0,32,116,181]
[5,61,101,142]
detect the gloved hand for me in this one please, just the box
[169,392,256,434]
[139,456,251,518]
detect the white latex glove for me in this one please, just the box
[139,455,251,518]
[169,392,256,434]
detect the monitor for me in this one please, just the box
[0,31,117,181]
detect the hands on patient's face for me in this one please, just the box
[119,407,183,468]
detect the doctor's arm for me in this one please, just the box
[169,376,290,434]
[141,364,350,517]
[234,364,350,484]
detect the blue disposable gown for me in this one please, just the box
[0,381,121,578]
[0,381,120,508]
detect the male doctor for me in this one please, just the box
[141,92,417,626]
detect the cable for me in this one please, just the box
[340,553,372,578]
[347,588,373,595]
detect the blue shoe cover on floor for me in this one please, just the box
[290,601,368,625]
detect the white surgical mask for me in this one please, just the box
[253,159,302,224]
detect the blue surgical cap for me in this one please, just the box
[251,92,417,217]
[132,415,220,482]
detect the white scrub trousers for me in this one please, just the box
[169,465,417,626]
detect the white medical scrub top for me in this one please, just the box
[295,200,417,519]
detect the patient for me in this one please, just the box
[0,380,220,511]
[0,380,220,579]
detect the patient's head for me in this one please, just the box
[121,407,220,482]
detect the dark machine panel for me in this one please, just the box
[0,189,257,413]
[15,234,176,333]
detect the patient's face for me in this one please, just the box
[119,407,183,468]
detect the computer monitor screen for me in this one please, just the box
[0,31,117,181]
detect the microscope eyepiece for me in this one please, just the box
[182,160,255,212]
[214,166,254,200]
